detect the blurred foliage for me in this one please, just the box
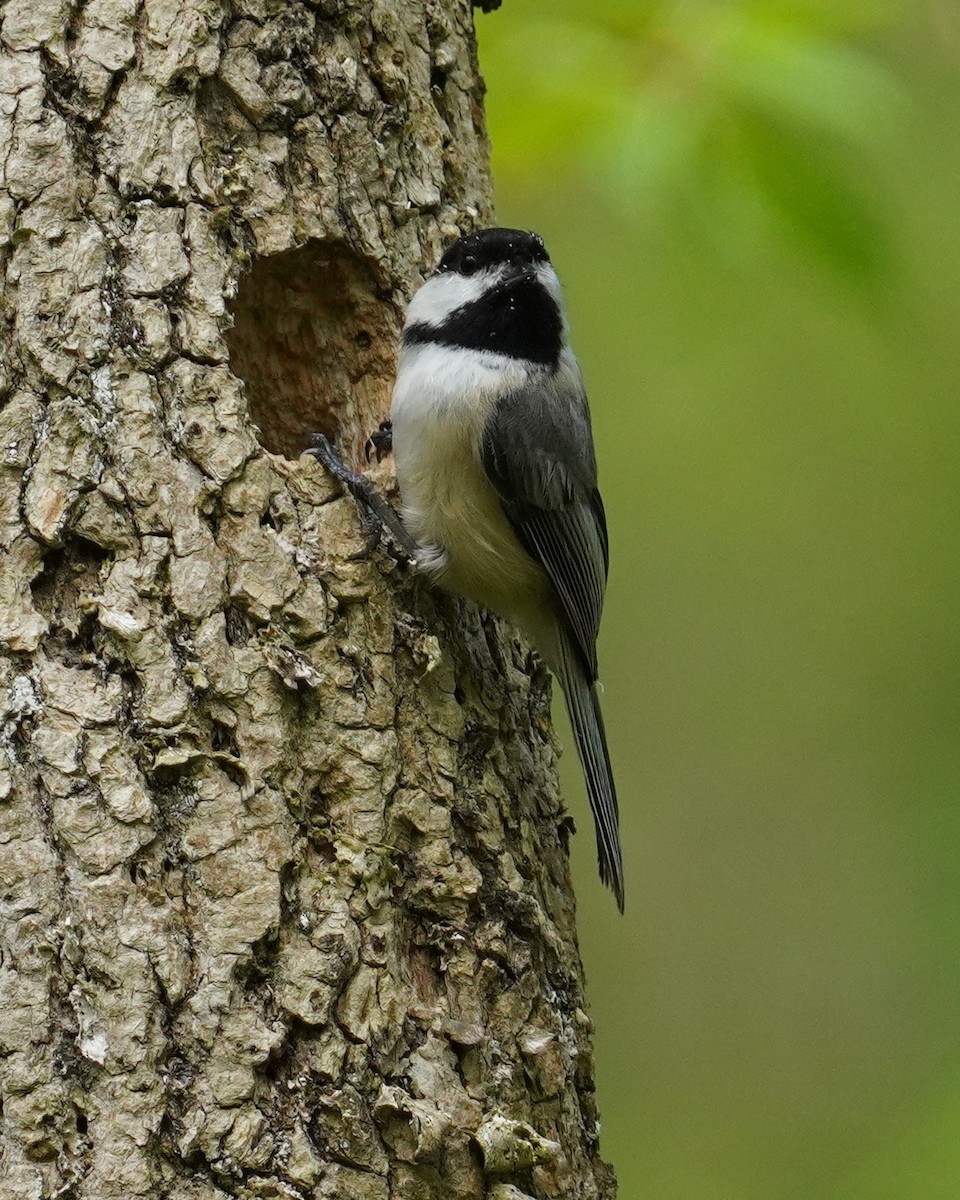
[480,0,905,276]
[477,3,960,1199]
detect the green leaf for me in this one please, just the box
[481,16,635,172]
[705,12,905,146]
[479,1,903,277]
[722,107,890,277]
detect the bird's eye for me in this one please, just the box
[460,254,479,276]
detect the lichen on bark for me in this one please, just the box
[0,0,616,1197]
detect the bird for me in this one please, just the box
[308,228,623,910]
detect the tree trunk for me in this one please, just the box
[0,1,616,1197]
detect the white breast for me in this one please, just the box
[390,341,549,621]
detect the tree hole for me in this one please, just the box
[226,240,400,462]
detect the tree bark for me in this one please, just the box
[0,1,616,1197]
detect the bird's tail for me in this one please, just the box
[557,634,625,912]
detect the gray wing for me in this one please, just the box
[480,366,609,680]
[482,367,623,909]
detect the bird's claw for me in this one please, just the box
[303,432,417,563]
[364,419,394,464]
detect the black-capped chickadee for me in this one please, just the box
[309,228,624,910]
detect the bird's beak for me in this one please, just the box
[504,263,537,284]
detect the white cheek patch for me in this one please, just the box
[404,267,502,329]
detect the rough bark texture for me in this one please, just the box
[0,1,616,1198]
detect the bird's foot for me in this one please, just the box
[303,433,417,564]
[365,419,393,463]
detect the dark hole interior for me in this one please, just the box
[226,240,400,462]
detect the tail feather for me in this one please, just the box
[557,636,624,912]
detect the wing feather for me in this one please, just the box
[481,364,623,907]
[480,366,608,680]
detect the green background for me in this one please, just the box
[477,3,960,1196]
